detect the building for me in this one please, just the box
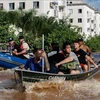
[66,0,100,38]
[0,0,100,37]
[0,0,67,19]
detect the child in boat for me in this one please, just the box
[55,42,81,74]
[24,48,50,72]
[73,40,98,72]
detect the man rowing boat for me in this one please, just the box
[24,48,50,72]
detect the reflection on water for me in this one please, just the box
[0,54,100,100]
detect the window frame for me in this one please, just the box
[19,2,25,9]
[78,18,82,23]
[33,1,39,9]
[9,3,15,10]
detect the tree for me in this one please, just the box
[85,34,100,52]
[0,10,10,43]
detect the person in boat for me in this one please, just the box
[13,36,30,59]
[48,43,59,57]
[73,40,98,72]
[48,43,65,73]
[24,48,50,72]
[7,37,19,56]
[78,38,92,70]
[55,42,81,74]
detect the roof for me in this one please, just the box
[67,3,97,11]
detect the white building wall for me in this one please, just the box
[67,4,96,38]
[0,0,67,19]
[95,12,100,35]
[0,0,100,37]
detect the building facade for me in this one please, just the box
[0,0,67,19]
[0,0,100,37]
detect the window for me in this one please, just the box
[87,18,90,23]
[50,2,54,9]
[70,2,72,4]
[94,24,96,28]
[78,9,82,13]
[87,28,90,32]
[78,18,82,23]
[91,29,94,32]
[9,3,15,10]
[33,1,39,8]
[69,9,73,14]
[91,20,94,23]
[59,6,64,12]
[54,6,58,17]
[0,3,3,9]
[87,11,89,17]
[69,19,73,23]
[19,2,25,9]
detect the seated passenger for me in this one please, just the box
[78,38,92,70]
[55,42,81,74]
[24,48,50,72]
[14,36,30,59]
[48,43,64,73]
[73,40,98,72]
[7,37,19,56]
[48,43,59,57]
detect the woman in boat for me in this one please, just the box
[55,42,81,74]
[73,40,98,72]
[48,43,64,73]
[24,48,50,72]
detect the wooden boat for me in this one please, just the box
[15,64,100,83]
[0,52,27,68]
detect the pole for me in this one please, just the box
[42,34,44,72]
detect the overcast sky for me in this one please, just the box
[85,0,100,10]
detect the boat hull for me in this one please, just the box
[15,65,100,82]
[0,52,27,68]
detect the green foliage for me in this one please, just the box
[0,10,10,43]
[0,9,86,52]
[85,34,100,52]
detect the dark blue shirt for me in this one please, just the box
[24,58,43,71]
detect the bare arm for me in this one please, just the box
[15,42,29,55]
[41,51,50,71]
[16,49,27,55]
[55,57,73,67]
[85,55,98,68]
[86,46,92,58]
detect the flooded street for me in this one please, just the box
[0,54,100,100]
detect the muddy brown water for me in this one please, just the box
[0,54,100,100]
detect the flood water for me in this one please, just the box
[0,54,100,100]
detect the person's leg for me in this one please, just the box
[58,71,64,74]
[87,61,90,70]
[48,65,58,74]
[83,64,88,72]
[70,70,80,74]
